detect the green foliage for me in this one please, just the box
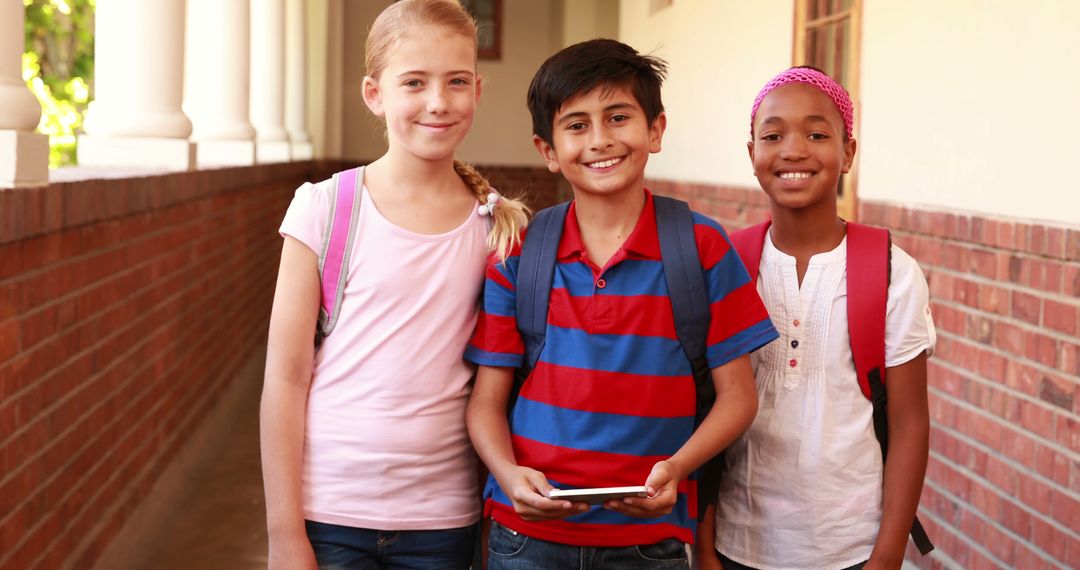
[23,0,96,167]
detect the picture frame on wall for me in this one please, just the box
[461,0,502,60]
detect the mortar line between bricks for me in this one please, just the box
[929,384,1080,465]
[931,339,1077,416]
[928,397,1080,500]
[891,226,1079,265]
[931,291,1079,345]
[0,282,260,563]
[922,478,1068,569]
[926,263,1080,307]
[0,244,251,475]
[931,295,1079,349]
[0,205,260,408]
[935,334,1077,397]
[929,447,1080,542]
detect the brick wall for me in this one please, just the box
[0,162,348,569]
[650,179,1080,569]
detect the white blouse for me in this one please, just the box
[715,230,936,570]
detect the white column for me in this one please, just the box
[184,0,256,167]
[0,1,48,188]
[285,0,313,160]
[251,0,291,163]
[79,0,195,171]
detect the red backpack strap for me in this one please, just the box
[847,222,934,554]
[314,166,364,348]
[845,222,890,400]
[729,220,772,283]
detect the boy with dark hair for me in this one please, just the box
[465,39,777,569]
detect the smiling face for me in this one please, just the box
[363,24,480,163]
[533,83,665,200]
[748,83,856,213]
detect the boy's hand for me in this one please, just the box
[604,460,679,518]
[503,466,589,521]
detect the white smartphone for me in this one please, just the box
[546,486,649,505]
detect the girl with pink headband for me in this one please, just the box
[697,67,936,570]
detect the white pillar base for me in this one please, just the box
[0,131,49,189]
[255,141,291,164]
[195,140,257,168]
[290,142,313,161]
[78,135,196,171]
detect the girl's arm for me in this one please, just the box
[466,365,582,520]
[610,354,758,518]
[261,236,321,570]
[867,352,930,569]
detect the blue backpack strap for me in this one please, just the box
[314,166,364,349]
[847,222,934,555]
[510,201,570,411]
[654,196,711,408]
[653,196,716,521]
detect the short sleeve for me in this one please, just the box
[279,179,335,255]
[885,244,937,367]
[464,243,526,368]
[693,213,780,368]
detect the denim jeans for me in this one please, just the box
[718,551,867,570]
[305,520,477,570]
[487,519,689,570]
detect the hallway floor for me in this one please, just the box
[93,351,268,569]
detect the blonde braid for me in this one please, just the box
[454,160,530,263]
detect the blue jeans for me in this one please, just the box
[488,519,689,570]
[305,520,477,570]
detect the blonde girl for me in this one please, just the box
[260,1,528,568]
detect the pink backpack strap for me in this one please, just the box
[845,222,890,400]
[729,220,772,283]
[315,166,364,346]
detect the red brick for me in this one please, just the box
[0,319,19,365]
[1034,444,1070,488]
[1037,374,1074,411]
[1018,400,1057,440]
[1011,291,1042,325]
[1055,413,1078,452]
[1043,299,1079,336]
[1017,475,1052,515]
[1065,264,1080,298]
[1045,226,1066,258]
[969,247,1000,279]
[992,321,1025,357]
[1065,228,1080,261]
[1025,331,1059,368]
[966,314,995,345]
[1029,515,1068,562]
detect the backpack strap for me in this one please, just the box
[315,166,364,348]
[510,201,570,410]
[729,220,772,283]
[847,222,934,555]
[654,196,711,418]
[653,196,715,521]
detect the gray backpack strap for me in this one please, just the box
[315,166,364,348]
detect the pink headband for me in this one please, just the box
[750,67,853,139]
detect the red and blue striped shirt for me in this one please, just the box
[465,190,777,547]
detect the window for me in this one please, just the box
[793,0,861,220]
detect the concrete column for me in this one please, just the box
[250,0,291,163]
[79,0,195,171]
[285,0,313,160]
[185,0,257,167]
[0,1,48,188]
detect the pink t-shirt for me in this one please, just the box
[279,176,488,530]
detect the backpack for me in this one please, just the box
[314,166,365,349]
[729,220,934,555]
[511,195,721,521]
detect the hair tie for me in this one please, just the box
[477,191,499,216]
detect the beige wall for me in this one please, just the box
[618,0,794,190]
[860,0,1080,225]
[341,0,560,166]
